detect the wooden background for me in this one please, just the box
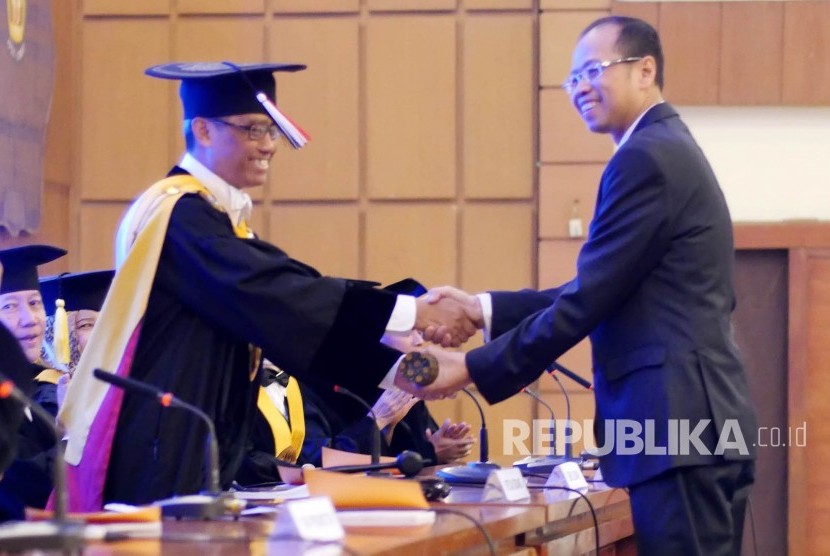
[2,2,829,553]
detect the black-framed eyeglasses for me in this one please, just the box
[561,57,643,94]
[208,118,280,141]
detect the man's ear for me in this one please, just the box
[638,55,658,88]
[190,117,212,147]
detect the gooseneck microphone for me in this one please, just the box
[0,372,85,552]
[436,388,500,485]
[332,385,381,466]
[93,369,219,495]
[92,369,237,519]
[522,387,556,456]
[324,450,424,478]
[549,361,592,390]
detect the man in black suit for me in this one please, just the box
[411,16,757,555]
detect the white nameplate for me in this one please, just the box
[545,461,589,491]
[482,467,530,502]
[272,496,344,542]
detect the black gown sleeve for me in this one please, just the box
[156,195,403,389]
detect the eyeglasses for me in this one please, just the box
[208,118,280,141]
[561,57,643,94]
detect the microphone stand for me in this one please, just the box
[92,369,239,520]
[0,373,85,552]
[436,388,500,484]
[513,362,590,475]
[333,385,382,469]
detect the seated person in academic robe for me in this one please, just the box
[40,270,115,406]
[0,245,67,516]
[298,330,474,468]
[235,361,420,485]
[58,62,477,510]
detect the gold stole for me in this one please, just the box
[257,377,305,464]
[61,174,255,464]
[34,368,63,385]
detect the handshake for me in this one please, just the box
[390,286,484,400]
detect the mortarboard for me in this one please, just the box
[145,61,309,148]
[40,270,115,316]
[0,245,66,294]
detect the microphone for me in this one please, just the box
[92,369,238,519]
[549,361,592,390]
[332,385,381,466]
[513,386,577,475]
[436,388,500,484]
[324,450,424,478]
[0,372,85,552]
[522,387,556,456]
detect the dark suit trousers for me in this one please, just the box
[628,460,754,556]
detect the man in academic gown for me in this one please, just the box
[59,62,476,510]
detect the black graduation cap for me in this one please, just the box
[0,245,66,294]
[383,278,427,297]
[145,61,309,148]
[40,270,115,316]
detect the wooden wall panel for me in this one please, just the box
[269,204,360,278]
[611,1,658,26]
[466,0,533,10]
[174,18,265,62]
[540,89,613,163]
[541,0,610,9]
[802,251,830,554]
[540,11,607,89]
[538,239,592,376]
[177,0,265,15]
[366,17,456,200]
[82,0,169,16]
[273,0,359,13]
[365,204,457,286]
[463,15,534,200]
[367,0,456,12]
[269,18,360,201]
[43,0,73,187]
[783,1,830,105]
[539,164,603,240]
[461,204,534,293]
[659,3,721,105]
[80,19,170,201]
[720,3,782,105]
[78,202,129,270]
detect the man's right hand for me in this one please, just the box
[414,286,483,347]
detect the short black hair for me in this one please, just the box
[581,16,664,89]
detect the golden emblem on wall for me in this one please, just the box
[6,0,26,61]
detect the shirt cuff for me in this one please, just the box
[477,293,493,343]
[378,354,406,389]
[385,295,416,333]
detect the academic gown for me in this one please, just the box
[0,361,59,518]
[0,325,36,521]
[103,181,404,505]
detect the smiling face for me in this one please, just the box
[72,309,99,355]
[192,113,276,190]
[568,23,659,143]
[0,289,46,363]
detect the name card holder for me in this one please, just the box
[482,467,530,502]
[545,461,589,491]
[272,496,344,542]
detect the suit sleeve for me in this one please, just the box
[468,146,672,403]
[157,195,402,389]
